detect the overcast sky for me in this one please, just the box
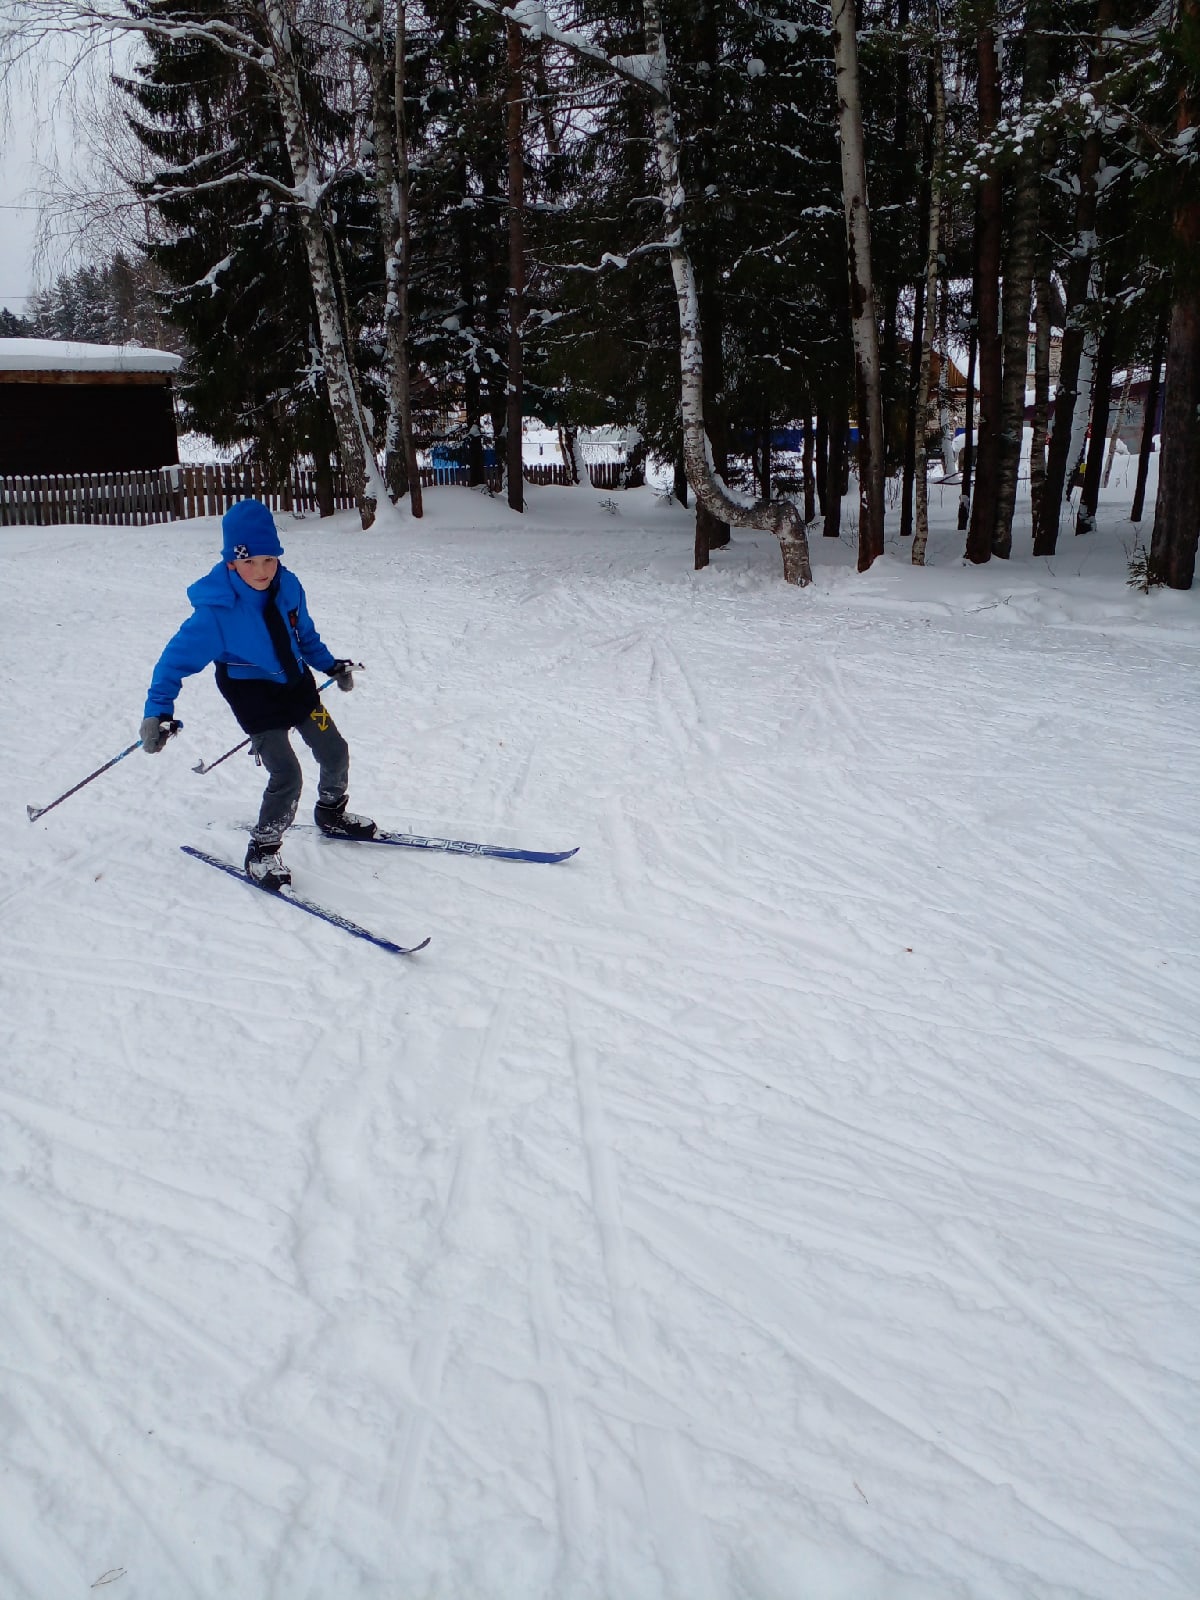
[0,210,42,318]
[1,37,128,320]
[0,51,74,318]
[0,107,44,315]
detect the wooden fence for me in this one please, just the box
[0,459,628,527]
[0,470,184,527]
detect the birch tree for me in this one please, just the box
[362,0,422,512]
[830,0,885,571]
[255,0,384,524]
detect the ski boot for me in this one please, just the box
[245,837,292,891]
[314,795,378,840]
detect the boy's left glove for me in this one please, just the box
[329,659,357,692]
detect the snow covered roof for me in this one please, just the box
[0,338,182,374]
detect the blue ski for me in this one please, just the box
[290,825,579,865]
[181,846,430,955]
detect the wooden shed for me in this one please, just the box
[0,338,182,475]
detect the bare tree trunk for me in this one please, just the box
[394,0,422,516]
[958,296,977,531]
[1131,312,1166,523]
[880,0,911,482]
[913,34,946,567]
[824,407,847,538]
[315,447,335,518]
[1102,367,1132,489]
[364,0,401,500]
[900,51,934,544]
[465,417,486,486]
[557,424,581,483]
[830,0,886,570]
[993,0,1050,557]
[505,17,525,513]
[966,14,1002,564]
[695,503,717,570]
[696,299,731,559]
[937,267,957,478]
[1066,325,1098,503]
[454,149,487,489]
[489,380,508,491]
[620,429,647,487]
[1149,0,1200,588]
[1037,0,1113,555]
[692,2,730,559]
[673,453,689,506]
[1029,256,1053,535]
[802,410,816,523]
[1076,322,1114,533]
[1148,287,1200,586]
[259,0,380,526]
[899,267,925,541]
[531,38,562,160]
[363,0,421,513]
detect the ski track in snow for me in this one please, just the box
[2,491,1199,1599]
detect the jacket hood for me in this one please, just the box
[186,560,287,609]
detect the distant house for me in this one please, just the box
[0,338,183,475]
[1022,368,1162,451]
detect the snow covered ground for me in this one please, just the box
[2,467,1198,1600]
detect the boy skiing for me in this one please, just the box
[141,498,376,889]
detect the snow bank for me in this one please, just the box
[2,474,1197,1600]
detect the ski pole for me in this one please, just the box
[28,720,183,822]
[191,669,362,775]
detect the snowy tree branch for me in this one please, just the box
[467,0,668,104]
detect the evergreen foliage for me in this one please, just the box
[405,3,515,467]
[0,306,34,337]
[4,0,1195,576]
[26,254,180,349]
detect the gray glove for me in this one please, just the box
[329,659,357,693]
[140,715,175,754]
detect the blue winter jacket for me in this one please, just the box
[144,561,337,719]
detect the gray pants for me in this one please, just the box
[250,705,349,843]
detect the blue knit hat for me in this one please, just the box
[222,499,284,562]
